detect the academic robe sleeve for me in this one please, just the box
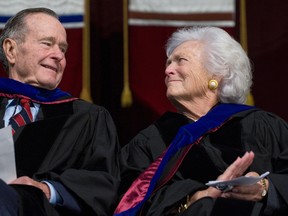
[119,124,166,195]
[241,111,288,213]
[32,100,121,215]
[119,125,212,215]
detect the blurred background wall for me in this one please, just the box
[1,0,288,146]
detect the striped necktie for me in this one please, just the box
[9,98,33,135]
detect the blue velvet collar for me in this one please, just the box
[0,78,77,104]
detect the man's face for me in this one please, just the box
[8,13,68,90]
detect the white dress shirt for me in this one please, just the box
[3,99,59,204]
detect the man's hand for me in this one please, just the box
[9,176,51,200]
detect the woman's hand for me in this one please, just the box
[221,172,269,202]
[188,151,257,204]
[217,151,255,181]
[179,151,269,213]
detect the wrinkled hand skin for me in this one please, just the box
[9,176,51,200]
[188,151,268,206]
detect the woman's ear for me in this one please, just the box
[3,38,17,64]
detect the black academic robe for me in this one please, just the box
[119,109,288,216]
[0,97,120,216]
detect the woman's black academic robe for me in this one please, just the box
[120,109,288,216]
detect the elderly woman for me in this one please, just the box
[115,26,288,216]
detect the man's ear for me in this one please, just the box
[3,38,17,64]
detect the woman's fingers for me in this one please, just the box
[218,151,255,181]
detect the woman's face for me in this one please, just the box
[165,40,210,104]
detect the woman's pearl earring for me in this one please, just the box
[208,80,218,90]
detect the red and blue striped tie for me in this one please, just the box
[9,98,33,135]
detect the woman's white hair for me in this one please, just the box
[166,26,252,104]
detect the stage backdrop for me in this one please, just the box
[93,0,241,145]
[0,0,84,97]
[91,0,288,146]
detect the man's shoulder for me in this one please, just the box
[72,99,110,113]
